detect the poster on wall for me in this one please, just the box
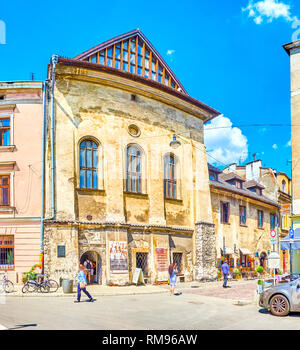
[155,248,168,271]
[109,241,128,273]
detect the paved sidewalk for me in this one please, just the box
[3,283,169,298]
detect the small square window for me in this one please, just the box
[57,245,65,258]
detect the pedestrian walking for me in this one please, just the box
[74,264,94,303]
[168,263,178,296]
[221,260,230,288]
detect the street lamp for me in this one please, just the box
[170,134,181,149]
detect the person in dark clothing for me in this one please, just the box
[221,260,230,288]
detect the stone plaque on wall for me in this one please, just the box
[109,241,128,273]
[155,248,168,271]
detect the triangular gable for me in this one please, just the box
[74,29,187,94]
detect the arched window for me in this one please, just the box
[164,153,177,199]
[282,180,286,193]
[126,145,142,193]
[80,140,98,189]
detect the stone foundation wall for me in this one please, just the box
[194,221,217,281]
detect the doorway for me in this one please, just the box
[136,252,148,277]
[80,251,102,284]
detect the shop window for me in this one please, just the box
[79,139,98,189]
[0,118,10,146]
[136,252,148,277]
[173,252,183,274]
[258,210,264,228]
[220,202,230,224]
[239,206,247,225]
[0,235,14,269]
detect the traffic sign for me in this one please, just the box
[270,237,277,245]
[270,230,277,238]
[289,228,295,239]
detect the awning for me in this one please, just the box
[281,228,300,250]
[221,247,234,255]
[240,248,252,255]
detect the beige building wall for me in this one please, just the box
[0,82,43,283]
[284,41,300,229]
[43,61,218,284]
[211,188,277,263]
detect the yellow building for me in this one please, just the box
[208,164,280,276]
[42,30,221,285]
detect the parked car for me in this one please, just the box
[259,274,300,316]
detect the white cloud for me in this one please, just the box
[272,143,278,149]
[167,49,175,56]
[204,115,248,165]
[243,0,298,24]
[285,139,291,147]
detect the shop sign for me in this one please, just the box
[268,252,280,269]
[132,268,144,284]
[155,248,168,271]
[109,241,128,273]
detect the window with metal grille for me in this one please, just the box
[164,153,176,199]
[136,252,148,276]
[0,118,10,146]
[126,146,142,193]
[0,235,14,269]
[79,140,98,189]
[173,252,183,274]
[0,175,10,206]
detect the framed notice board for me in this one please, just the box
[155,248,168,271]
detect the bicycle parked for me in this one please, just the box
[0,271,14,293]
[38,273,59,293]
[22,273,50,293]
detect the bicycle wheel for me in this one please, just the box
[4,280,14,293]
[39,284,50,293]
[22,283,29,293]
[48,279,59,292]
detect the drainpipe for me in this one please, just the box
[40,54,59,270]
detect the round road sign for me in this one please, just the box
[270,230,277,238]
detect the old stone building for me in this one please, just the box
[42,29,220,285]
[208,164,280,274]
[223,160,292,272]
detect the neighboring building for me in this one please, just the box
[284,40,300,231]
[223,160,292,272]
[208,164,280,274]
[0,81,43,283]
[43,29,221,285]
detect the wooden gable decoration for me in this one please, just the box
[74,29,187,94]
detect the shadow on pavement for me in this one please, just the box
[8,324,37,330]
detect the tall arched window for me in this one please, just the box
[164,153,177,199]
[80,140,98,189]
[126,145,142,193]
[282,180,286,193]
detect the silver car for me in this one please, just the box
[259,275,300,316]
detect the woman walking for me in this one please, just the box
[74,264,94,303]
[168,263,178,296]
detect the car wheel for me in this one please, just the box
[270,294,290,316]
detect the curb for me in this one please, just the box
[3,289,168,298]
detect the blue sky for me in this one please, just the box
[0,0,298,176]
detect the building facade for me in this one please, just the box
[43,30,220,285]
[208,164,279,274]
[0,81,43,283]
[223,160,292,272]
[284,40,300,231]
